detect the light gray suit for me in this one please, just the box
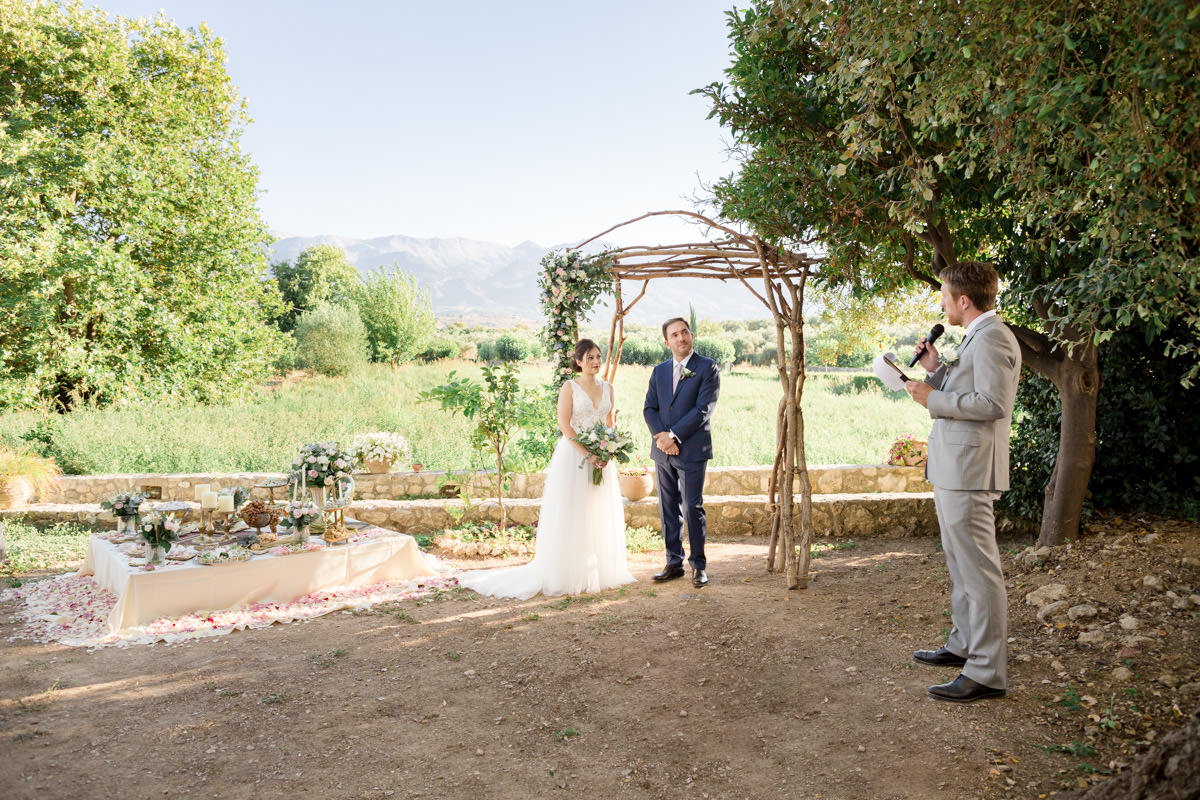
[924,313,1021,689]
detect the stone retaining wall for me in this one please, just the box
[4,492,937,540]
[41,464,931,504]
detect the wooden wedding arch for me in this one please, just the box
[570,210,822,589]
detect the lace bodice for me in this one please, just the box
[569,379,612,432]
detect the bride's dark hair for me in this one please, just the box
[571,339,600,372]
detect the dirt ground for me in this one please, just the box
[1,516,1197,800]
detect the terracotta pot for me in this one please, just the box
[618,473,655,501]
[364,458,393,474]
[411,463,423,473]
[0,476,33,510]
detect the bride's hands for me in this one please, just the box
[587,454,609,470]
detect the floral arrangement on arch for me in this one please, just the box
[887,434,928,467]
[348,431,411,468]
[292,442,353,488]
[538,248,616,385]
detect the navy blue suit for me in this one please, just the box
[643,353,720,570]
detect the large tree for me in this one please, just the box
[0,1,286,409]
[272,244,360,332]
[699,0,1200,544]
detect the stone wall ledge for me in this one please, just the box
[3,492,937,540]
[41,464,932,505]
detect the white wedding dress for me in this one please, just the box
[457,379,635,600]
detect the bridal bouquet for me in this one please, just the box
[573,422,636,485]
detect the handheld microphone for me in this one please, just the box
[908,324,945,368]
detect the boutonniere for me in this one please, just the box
[680,367,697,381]
[941,351,960,369]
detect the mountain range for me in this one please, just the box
[269,233,771,325]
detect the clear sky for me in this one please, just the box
[93,1,741,248]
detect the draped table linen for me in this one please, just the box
[79,524,439,633]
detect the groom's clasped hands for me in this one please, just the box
[653,430,679,457]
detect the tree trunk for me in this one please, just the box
[1010,324,1100,546]
[494,444,507,533]
[1060,704,1200,800]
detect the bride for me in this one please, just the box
[458,339,635,600]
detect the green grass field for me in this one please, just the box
[0,362,933,474]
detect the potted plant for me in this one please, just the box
[617,457,655,501]
[291,442,354,506]
[137,511,180,565]
[0,448,62,510]
[348,431,411,474]
[887,434,928,467]
[100,490,149,534]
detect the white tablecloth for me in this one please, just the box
[79,525,439,633]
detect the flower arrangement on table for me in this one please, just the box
[101,490,148,518]
[347,431,411,472]
[887,434,928,467]
[292,441,353,494]
[283,500,322,540]
[137,511,180,562]
[573,421,636,485]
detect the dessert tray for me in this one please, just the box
[197,546,252,565]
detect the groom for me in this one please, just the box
[644,317,720,588]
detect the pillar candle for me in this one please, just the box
[201,491,218,509]
[216,495,235,513]
[194,483,211,501]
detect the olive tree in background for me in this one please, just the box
[351,268,435,365]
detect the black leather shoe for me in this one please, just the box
[913,647,968,668]
[652,565,685,582]
[928,674,1006,703]
[692,569,709,588]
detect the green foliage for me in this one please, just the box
[418,338,460,362]
[475,340,495,363]
[507,383,559,472]
[293,303,368,377]
[0,362,935,474]
[420,363,544,530]
[350,269,434,365]
[538,249,616,384]
[1001,323,1200,521]
[0,1,288,409]
[693,337,734,366]
[618,337,666,366]
[0,520,92,577]
[273,245,359,332]
[493,333,535,363]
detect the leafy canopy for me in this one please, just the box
[0,0,286,408]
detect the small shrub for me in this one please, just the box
[293,302,368,377]
[418,338,460,362]
[619,337,665,366]
[693,337,734,365]
[493,334,534,363]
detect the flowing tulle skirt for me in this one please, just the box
[457,436,635,599]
